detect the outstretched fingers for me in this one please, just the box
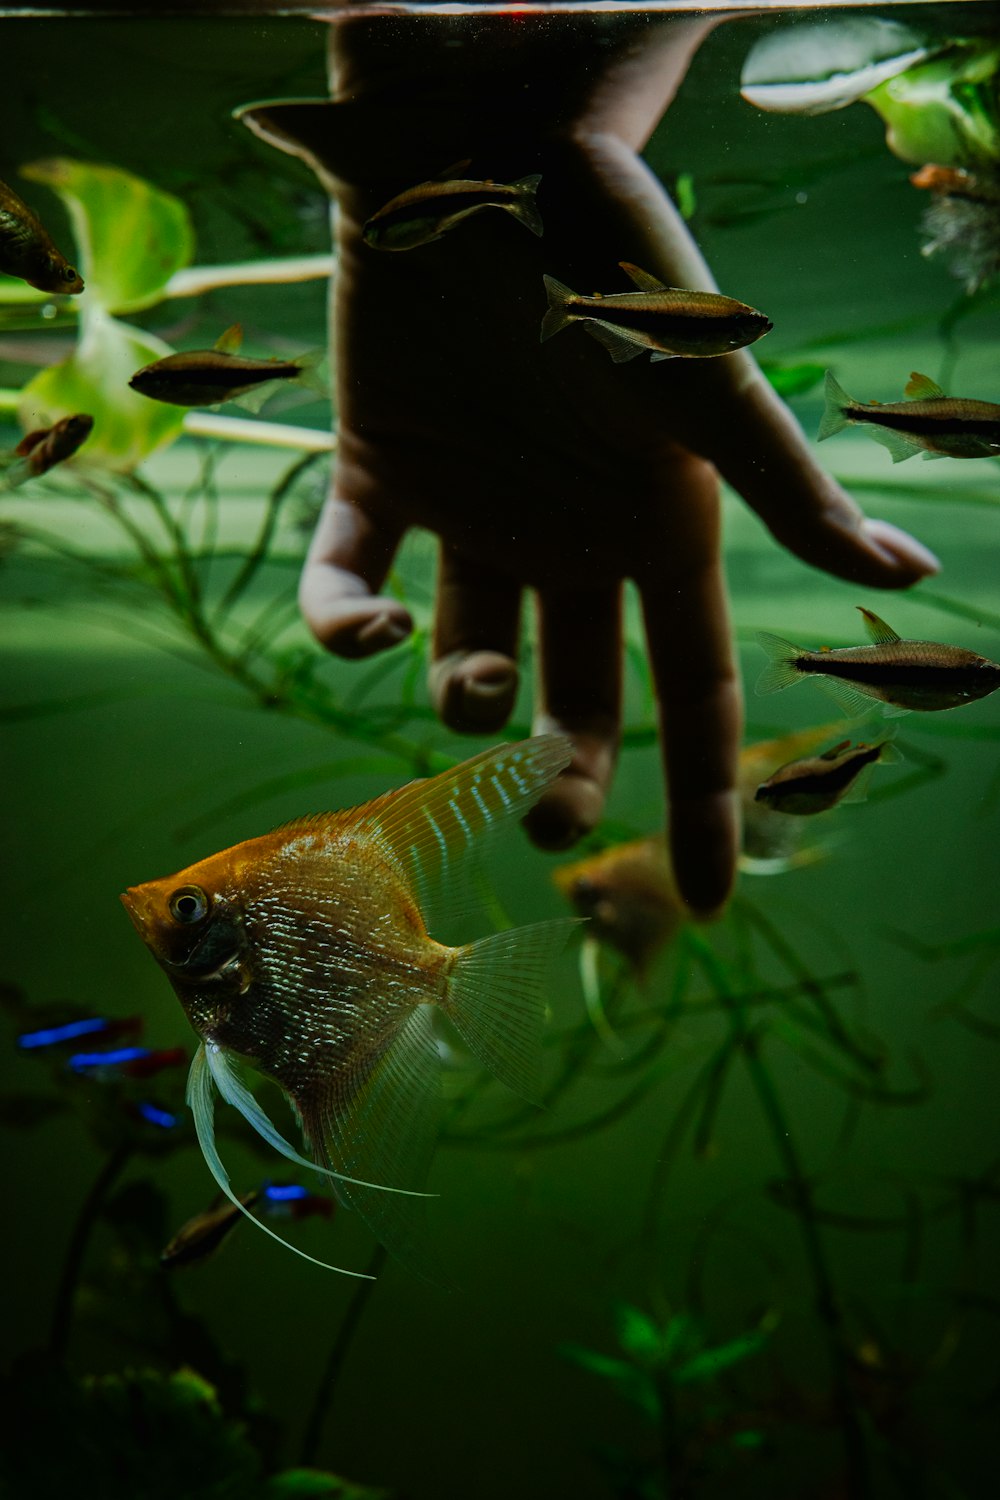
[299,495,413,659]
[525,582,624,850]
[429,545,522,732]
[691,365,941,588]
[638,468,742,917]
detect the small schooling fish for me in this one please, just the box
[16,1013,142,1051]
[541,262,772,363]
[161,1183,332,1271]
[754,738,900,816]
[756,607,1000,716]
[122,736,576,1277]
[0,176,84,294]
[363,165,543,250]
[129,324,323,413]
[3,413,93,489]
[819,369,1000,461]
[67,1045,186,1079]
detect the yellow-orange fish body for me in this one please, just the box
[122,737,575,1275]
[554,836,685,976]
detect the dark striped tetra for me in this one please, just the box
[541,262,772,363]
[754,738,899,816]
[129,324,323,413]
[819,369,1000,462]
[364,167,543,250]
[756,607,1000,717]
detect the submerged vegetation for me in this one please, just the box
[3,15,1000,1500]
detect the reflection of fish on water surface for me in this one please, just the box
[0,176,84,295]
[756,607,1000,717]
[819,369,1000,462]
[363,166,543,251]
[122,736,577,1278]
[541,261,772,363]
[128,324,323,413]
[755,737,900,816]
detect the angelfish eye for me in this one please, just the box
[169,884,210,925]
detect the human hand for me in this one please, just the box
[242,13,939,915]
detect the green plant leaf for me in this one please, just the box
[560,1345,661,1421]
[18,309,184,470]
[673,1328,770,1386]
[615,1303,664,1364]
[265,1471,391,1499]
[864,43,1000,168]
[21,158,194,314]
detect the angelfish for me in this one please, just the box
[0,176,84,294]
[756,607,1000,716]
[819,369,1000,461]
[121,737,576,1278]
[128,324,323,413]
[754,738,900,816]
[363,165,543,250]
[541,262,772,363]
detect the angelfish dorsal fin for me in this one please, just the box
[619,261,667,293]
[904,371,945,401]
[857,607,901,645]
[352,735,573,917]
[214,323,244,355]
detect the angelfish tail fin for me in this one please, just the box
[441,918,580,1102]
[540,275,577,341]
[818,369,853,442]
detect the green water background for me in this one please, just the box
[2,7,998,1497]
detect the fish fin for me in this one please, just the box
[648,351,679,363]
[877,740,904,764]
[348,735,573,919]
[434,158,473,181]
[904,370,945,400]
[812,676,881,719]
[540,275,577,341]
[442,918,579,1101]
[1,458,33,491]
[230,382,277,415]
[842,762,878,804]
[754,632,803,695]
[882,702,912,718]
[819,739,853,760]
[865,425,922,463]
[618,261,666,292]
[583,320,646,363]
[920,448,947,461]
[817,369,852,442]
[214,323,244,355]
[291,349,328,398]
[204,1043,432,1199]
[509,174,544,237]
[579,935,626,1054]
[14,428,45,457]
[294,1003,443,1280]
[186,1044,373,1278]
[857,607,901,645]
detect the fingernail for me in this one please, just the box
[861,519,941,576]
[671,792,739,919]
[357,611,410,649]
[523,776,604,851]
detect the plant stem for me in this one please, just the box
[299,1240,387,1467]
[164,255,333,299]
[48,1140,133,1362]
[182,412,335,452]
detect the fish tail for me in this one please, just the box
[292,350,328,398]
[540,275,577,342]
[754,632,804,695]
[442,918,579,1100]
[509,174,544,237]
[817,369,853,442]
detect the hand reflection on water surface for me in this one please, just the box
[242,11,939,915]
